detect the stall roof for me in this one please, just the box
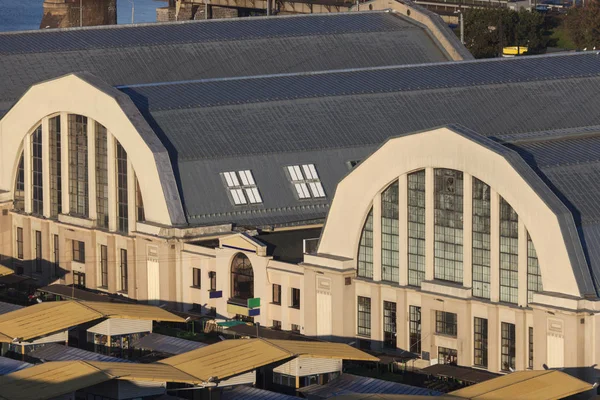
[329,396,458,400]
[161,338,378,381]
[0,357,31,376]
[0,264,14,277]
[37,284,135,303]
[221,385,298,400]
[0,300,185,342]
[131,332,207,355]
[449,370,594,400]
[28,343,130,363]
[0,301,23,316]
[299,373,440,398]
[418,364,499,384]
[0,360,202,400]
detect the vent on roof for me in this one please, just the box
[286,164,326,199]
[222,170,262,205]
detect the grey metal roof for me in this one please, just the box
[0,11,458,113]
[220,385,297,400]
[27,343,131,363]
[0,301,23,315]
[0,357,32,376]
[298,373,441,398]
[116,52,600,231]
[131,333,207,355]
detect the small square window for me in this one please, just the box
[273,320,282,330]
[291,288,300,309]
[222,170,262,205]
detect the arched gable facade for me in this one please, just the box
[318,126,592,299]
[0,73,185,227]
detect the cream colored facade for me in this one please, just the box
[1,75,600,376]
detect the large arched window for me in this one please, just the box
[231,253,254,301]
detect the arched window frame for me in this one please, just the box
[231,253,254,303]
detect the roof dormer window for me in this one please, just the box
[286,164,326,199]
[223,170,262,205]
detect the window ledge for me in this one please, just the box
[289,306,300,310]
[190,286,201,289]
[421,280,471,299]
[435,333,458,339]
[117,290,129,297]
[356,333,371,339]
[271,302,281,306]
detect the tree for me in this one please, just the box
[462,8,546,58]
[564,0,600,49]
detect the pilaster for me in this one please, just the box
[60,112,70,215]
[88,121,97,222]
[372,192,382,282]
[490,189,500,302]
[399,174,408,286]
[23,133,32,214]
[41,117,51,217]
[463,173,473,288]
[107,132,117,232]
[425,167,434,281]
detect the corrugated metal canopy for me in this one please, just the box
[131,332,207,355]
[0,300,184,342]
[221,385,298,399]
[0,360,202,400]
[161,339,294,381]
[161,339,378,381]
[267,340,379,361]
[28,343,130,363]
[0,361,112,400]
[449,370,594,400]
[299,373,440,398]
[0,264,14,277]
[0,357,31,376]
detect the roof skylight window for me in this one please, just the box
[286,164,326,199]
[223,170,262,205]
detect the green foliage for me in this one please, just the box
[564,0,600,49]
[462,8,547,58]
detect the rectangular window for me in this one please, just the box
[96,123,109,229]
[500,197,519,304]
[291,288,300,309]
[192,268,201,288]
[31,126,44,215]
[14,153,25,211]
[472,178,491,299]
[99,245,108,288]
[438,346,458,365]
[435,311,458,337]
[474,317,488,368]
[409,305,421,354]
[222,170,262,205]
[73,271,86,288]
[381,180,399,283]
[116,142,128,233]
[434,169,463,283]
[501,322,516,371]
[357,296,371,337]
[53,234,60,278]
[209,271,216,291]
[273,320,282,330]
[291,324,300,333]
[34,230,42,273]
[135,177,145,222]
[357,208,374,279]
[383,301,396,349]
[73,240,85,263]
[286,164,326,199]
[49,116,62,218]
[408,170,426,286]
[529,326,534,369]
[272,284,281,305]
[120,249,128,293]
[16,227,23,260]
[527,233,542,304]
[69,115,88,217]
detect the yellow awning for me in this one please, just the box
[0,264,14,277]
[161,338,378,381]
[0,360,202,400]
[267,339,380,361]
[449,370,594,400]
[0,300,185,343]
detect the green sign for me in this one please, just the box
[247,297,260,309]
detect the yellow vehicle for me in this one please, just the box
[502,46,529,57]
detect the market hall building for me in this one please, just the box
[2,10,600,375]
